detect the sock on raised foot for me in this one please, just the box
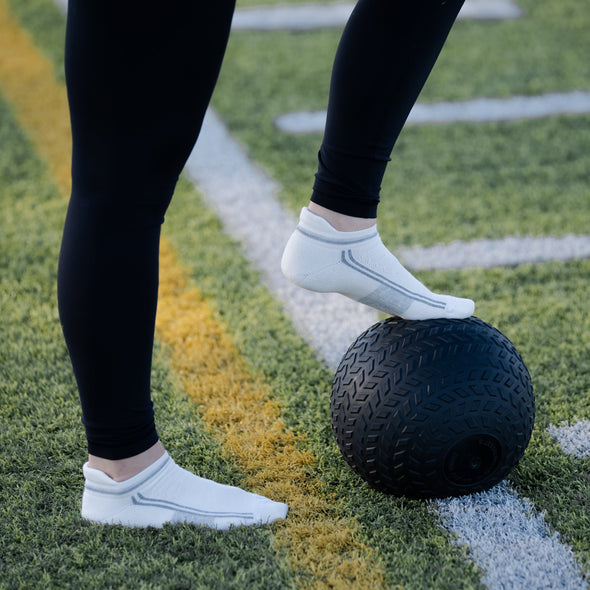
[281,207,474,320]
[81,452,288,529]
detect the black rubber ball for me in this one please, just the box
[331,317,535,498]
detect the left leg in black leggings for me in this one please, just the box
[58,0,236,460]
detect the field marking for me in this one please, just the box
[185,109,377,369]
[548,420,590,459]
[186,107,589,589]
[231,0,522,31]
[434,483,588,590]
[51,0,523,25]
[275,90,590,133]
[0,0,71,194]
[398,234,590,270]
[2,5,387,587]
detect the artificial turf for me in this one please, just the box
[1,0,589,587]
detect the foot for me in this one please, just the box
[281,207,474,320]
[81,451,288,529]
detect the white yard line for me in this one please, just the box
[275,90,590,133]
[185,106,588,590]
[548,420,590,459]
[231,0,522,31]
[398,234,590,270]
[434,484,588,590]
[185,109,377,369]
[52,0,523,24]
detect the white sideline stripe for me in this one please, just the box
[50,0,523,24]
[275,90,590,133]
[185,109,377,369]
[548,420,590,459]
[434,483,588,590]
[231,0,522,31]
[398,234,590,270]
[186,107,588,589]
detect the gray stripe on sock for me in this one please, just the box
[133,493,254,519]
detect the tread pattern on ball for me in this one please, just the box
[331,317,535,499]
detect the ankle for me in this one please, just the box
[88,440,166,482]
[308,202,376,232]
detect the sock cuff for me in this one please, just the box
[298,207,378,243]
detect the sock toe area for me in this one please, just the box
[256,497,289,524]
[402,294,475,320]
[444,296,475,319]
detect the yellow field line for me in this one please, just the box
[156,244,386,588]
[0,2,386,587]
[0,0,71,194]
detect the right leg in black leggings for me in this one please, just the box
[59,0,287,527]
[313,0,467,218]
[282,0,475,320]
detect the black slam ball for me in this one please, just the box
[331,317,535,498]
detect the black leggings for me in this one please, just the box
[58,0,464,459]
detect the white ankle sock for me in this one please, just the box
[81,452,288,529]
[281,207,474,320]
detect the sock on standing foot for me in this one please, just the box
[281,207,474,320]
[81,452,288,529]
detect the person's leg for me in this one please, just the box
[282,0,474,320]
[59,0,286,528]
